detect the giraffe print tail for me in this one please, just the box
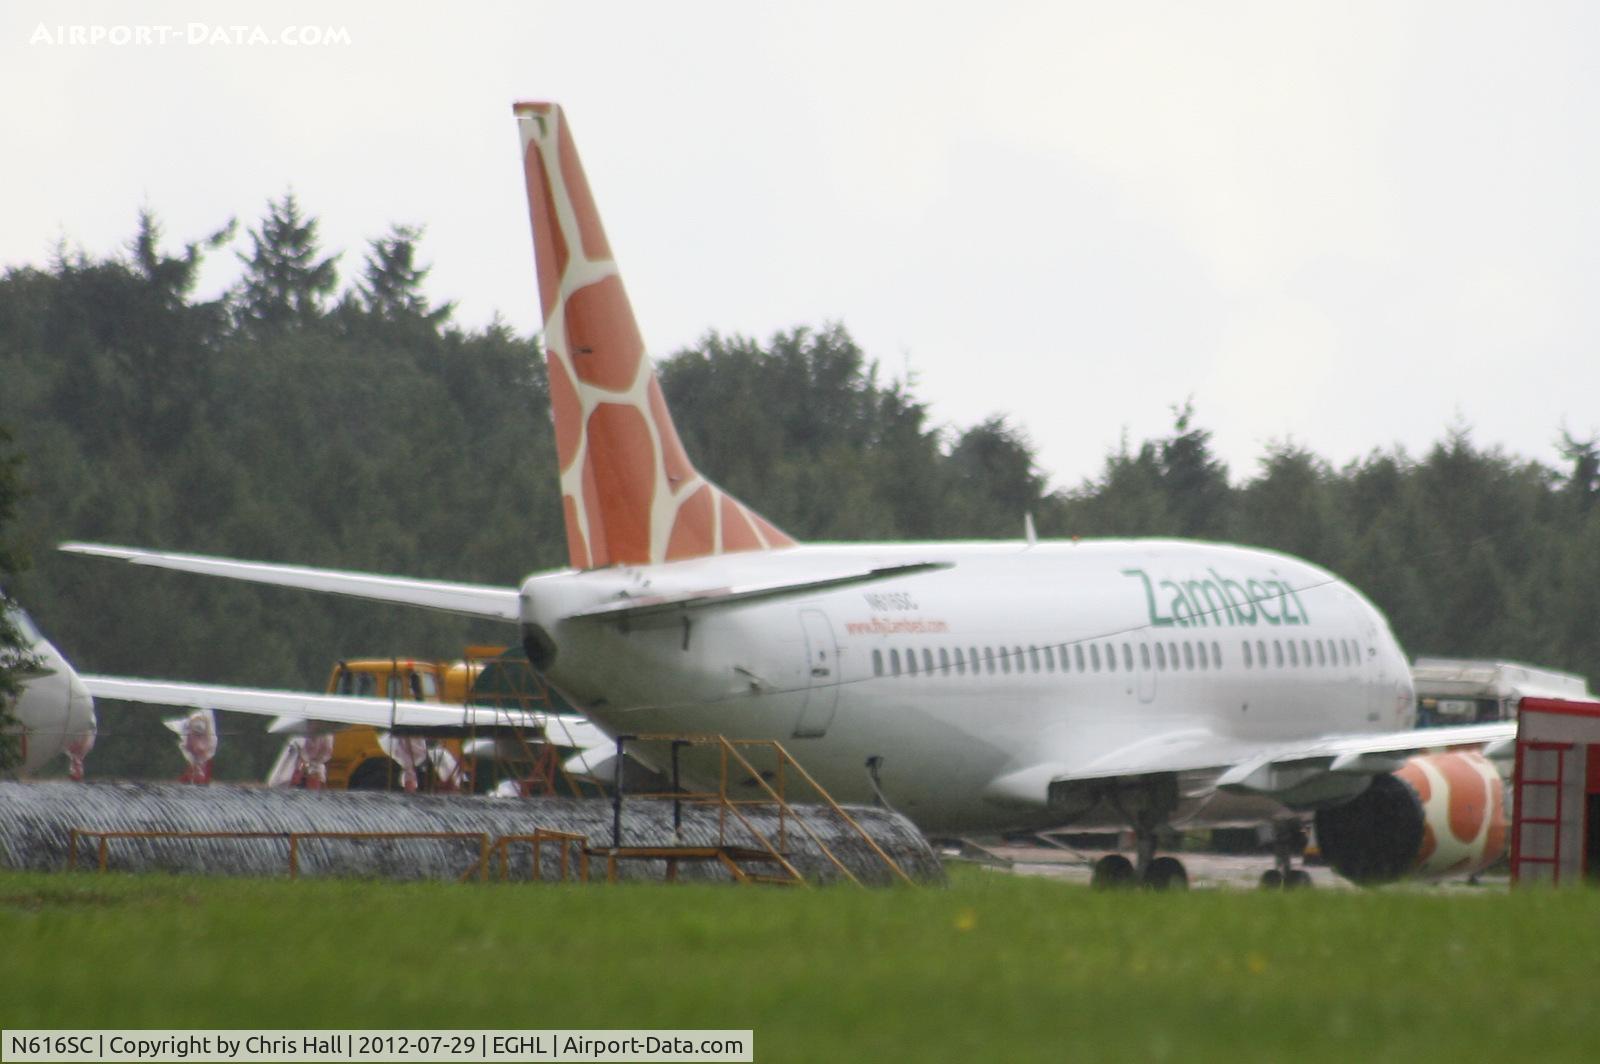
[513,102,795,570]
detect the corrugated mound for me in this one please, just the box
[0,782,944,886]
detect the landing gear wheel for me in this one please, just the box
[1285,869,1313,890]
[1259,869,1284,890]
[1143,855,1189,891]
[1091,854,1137,889]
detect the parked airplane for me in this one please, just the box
[1,596,96,777]
[62,102,1517,889]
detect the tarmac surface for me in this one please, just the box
[956,839,1509,892]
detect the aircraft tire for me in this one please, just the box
[1091,853,1137,889]
[1143,855,1188,891]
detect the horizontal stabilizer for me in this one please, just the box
[80,675,605,749]
[565,562,952,623]
[60,543,521,621]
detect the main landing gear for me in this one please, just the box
[1090,816,1189,890]
[1259,818,1313,890]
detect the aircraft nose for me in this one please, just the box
[63,670,98,745]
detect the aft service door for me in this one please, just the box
[793,609,841,738]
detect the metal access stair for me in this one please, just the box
[593,733,916,888]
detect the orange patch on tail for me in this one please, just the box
[583,403,658,566]
[720,495,762,552]
[565,275,645,391]
[667,485,716,559]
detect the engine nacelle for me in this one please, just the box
[1313,750,1507,885]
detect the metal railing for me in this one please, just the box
[489,829,591,882]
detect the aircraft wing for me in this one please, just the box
[78,675,607,751]
[1208,721,1517,796]
[60,543,521,621]
[984,721,1518,808]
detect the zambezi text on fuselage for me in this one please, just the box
[1123,567,1310,629]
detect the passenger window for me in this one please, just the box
[1029,646,1041,672]
[907,649,919,676]
[1015,646,1025,673]
[1044,645,1057,673]
[1301,639,1311,666]
[985,647,997,675]
[890,650,902,676]
[1212,641,1222,667]
[1122,643,1134,671]
[1273,640,1284,667]
[1140,644,1151,670]
[939,648,951,675]
[1257,640,1267,667]
[1242,641,1253,668]
[954,647,966,675]
[1001,648,1012,675]
[419,673,439,699]
[1105,643,1117,672]
[1090,644,1102,671]
[1155,643,1168,670]
[1196,643,1208,670]
[923,649,935,674]
[873,649,884,677]
[1288,641,1299,667]
[1315,641,1326,666]
[1182,643,1195,670]
[1168,642,1179,669]
[1075,645,1086,671]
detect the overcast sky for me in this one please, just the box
[4,2,1597,492]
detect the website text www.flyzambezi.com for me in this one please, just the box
[845,616,950,637]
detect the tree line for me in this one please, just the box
[1,200,1596,778]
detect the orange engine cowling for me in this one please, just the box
[1313,750,1508,885]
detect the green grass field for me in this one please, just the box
[3,866,1597,1062]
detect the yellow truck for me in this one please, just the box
[267,647,592,794]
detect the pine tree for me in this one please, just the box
[1558,430,1599,511]
[234,192,339,333]
[356,224,452,324]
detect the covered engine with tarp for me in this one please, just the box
[0,782,943,886]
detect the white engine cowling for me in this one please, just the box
[1313,750,1507,884]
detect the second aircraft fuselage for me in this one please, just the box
[520,538,1414,834]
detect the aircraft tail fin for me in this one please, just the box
[513,102,794,569]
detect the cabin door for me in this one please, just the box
[793,609,841,738]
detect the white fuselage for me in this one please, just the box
[520,538,1414,835]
